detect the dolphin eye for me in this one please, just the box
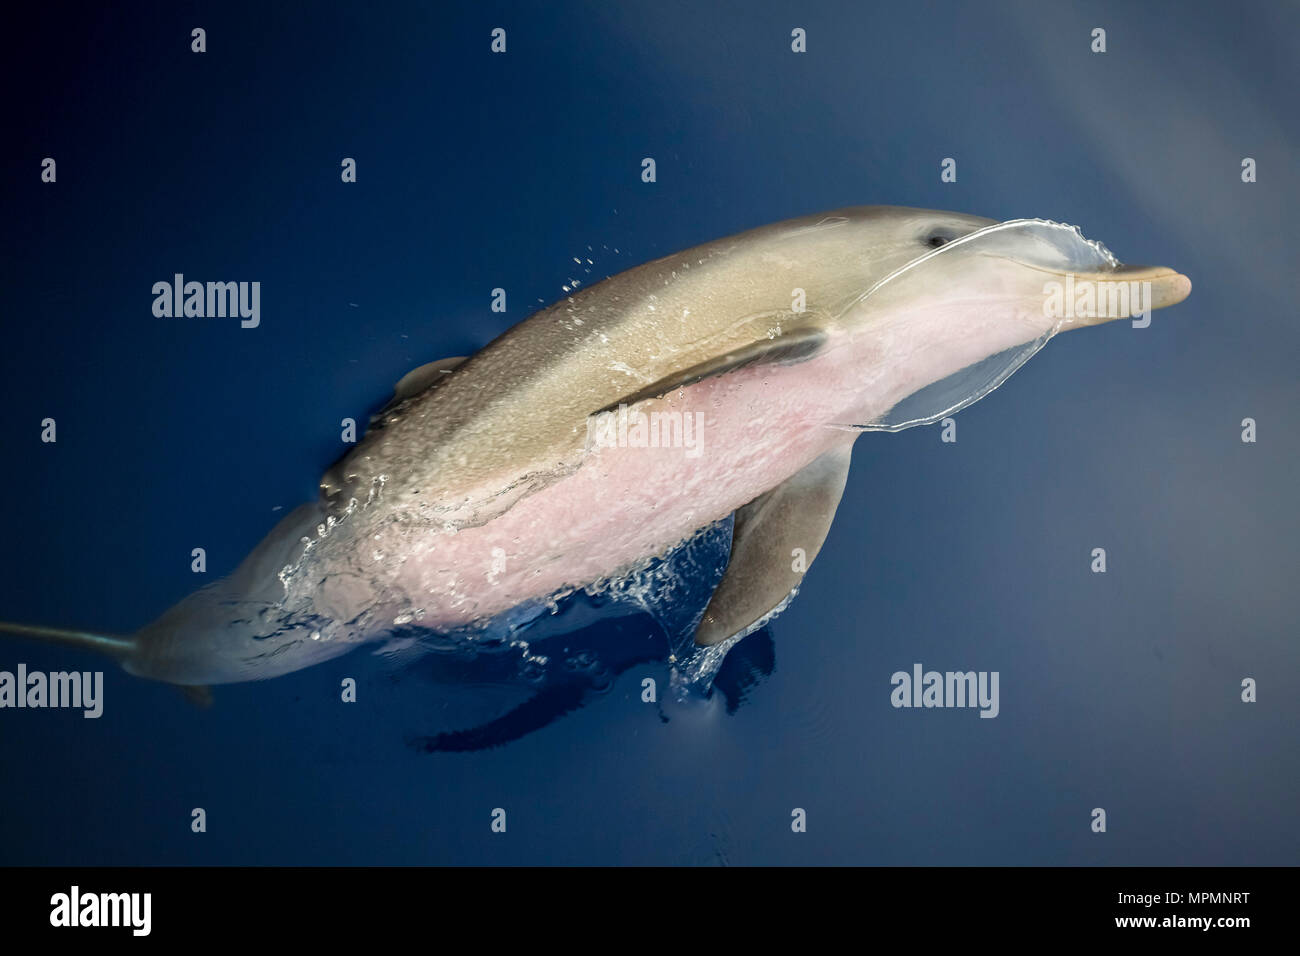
[927,234,951,248]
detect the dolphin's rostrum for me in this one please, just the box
[1,206,1191,687]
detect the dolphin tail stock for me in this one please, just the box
[0,621,215,706]
[0,620,137,661]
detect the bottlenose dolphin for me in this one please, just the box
[1,206,1190,687]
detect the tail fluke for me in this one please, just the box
[0,621,135,660]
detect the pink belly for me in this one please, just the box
[396,345,862,629]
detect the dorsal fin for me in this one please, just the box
[593,325,827,415]
[367,355,470,429]
[324,356,470,501]
[391,355,468,404]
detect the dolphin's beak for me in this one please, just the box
[1057,264,1192,329]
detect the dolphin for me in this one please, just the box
[1,206,1190,688]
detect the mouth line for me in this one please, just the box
[873,222,1191,325]
[847,217,1125,319]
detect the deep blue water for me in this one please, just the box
[1,0,1296,864]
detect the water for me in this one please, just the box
[0,0,1296,864]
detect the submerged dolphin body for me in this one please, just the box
[2,206,1190,686]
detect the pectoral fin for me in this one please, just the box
[595,323,827,415]
[180,684,214,709]
[694,440,855,647]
